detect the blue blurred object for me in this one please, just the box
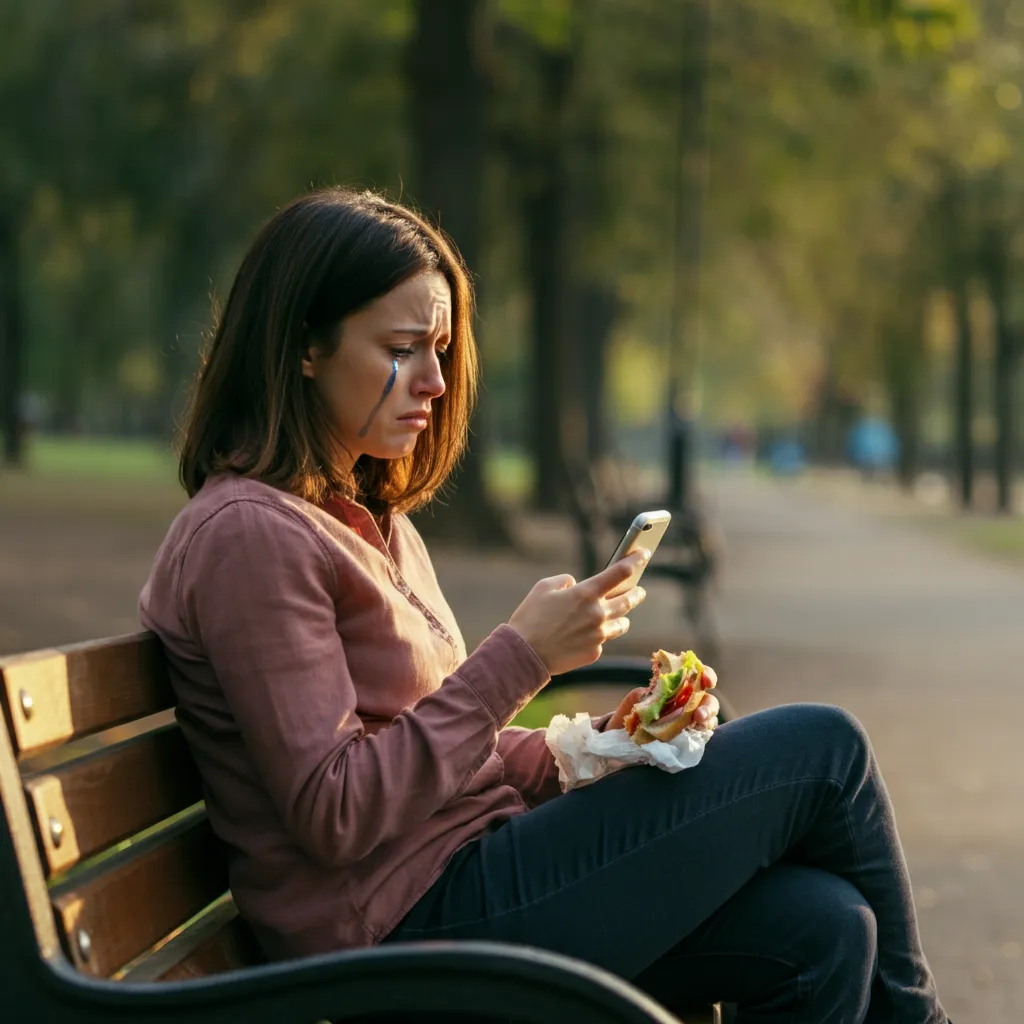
[846,417,899,472]
[767,438,806,476]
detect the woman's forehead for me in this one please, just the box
[376,271,451,331]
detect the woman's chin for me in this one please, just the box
[364,437,419,461]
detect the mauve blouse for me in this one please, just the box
[138,473,576,960]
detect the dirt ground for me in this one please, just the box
[2,467,1022,1022]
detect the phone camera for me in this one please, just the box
[642,523,653,531]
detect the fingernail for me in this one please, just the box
[637,586,647,602]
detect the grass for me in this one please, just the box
[26,435,179,480]
[509,690,577,730]
[926,514,1024,564]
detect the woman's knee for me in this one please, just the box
[800,703,869,745]
[769,703,873,769]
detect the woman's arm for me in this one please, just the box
[179,499,549,868]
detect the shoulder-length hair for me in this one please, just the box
[178,188,478,515]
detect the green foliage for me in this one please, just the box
[25,436,177,479]
[3,0,1021,459]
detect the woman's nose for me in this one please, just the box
[414,352,446,398]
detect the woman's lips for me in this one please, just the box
[397,415,429,430]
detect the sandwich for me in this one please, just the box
[623,649,714,745]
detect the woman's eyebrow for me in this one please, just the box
[389,326,431,335]
[385,325,449,340]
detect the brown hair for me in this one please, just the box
[178,188,478,514]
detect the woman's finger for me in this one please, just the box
[693,693,720,724]
[607,686,649,731]
[622,685,648,705]
[601,616,631,642]
[604,586,647,620]
[702,664,718,688]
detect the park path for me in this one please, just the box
[2,468,1022,1020]
[681,470,1024,1024]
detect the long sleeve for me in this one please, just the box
[178,498,550,869]
[496,727,562,808]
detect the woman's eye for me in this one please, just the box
[389,348,415,359]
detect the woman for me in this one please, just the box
[140,188,950,1023]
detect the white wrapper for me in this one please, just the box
[544,712,713,792]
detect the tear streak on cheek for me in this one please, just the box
[357,359,399,439]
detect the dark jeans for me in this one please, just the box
[385,704,948,1024]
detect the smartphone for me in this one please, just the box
[603,510,672,598]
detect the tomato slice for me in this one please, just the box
[660,682,694,718]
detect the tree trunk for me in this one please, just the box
[939,178,974,510]
[407,0,513,546]
[994,321,1017,513]
[953,278,973,509]
[574,281,617,463]
[566,88,616,469]
[885,311,923,491]
[522,48,574,512]
[893,383,920,489]
[981,221,1017,514]
[667,0,712,509]
[0,207,24,466]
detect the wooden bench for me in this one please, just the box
[0,631,723,1023]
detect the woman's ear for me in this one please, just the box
[300,343,319,380]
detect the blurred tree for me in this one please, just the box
[0,204,21,463]
[4,0,1021,526]
[490,2,577,512]
[978,168,1020,512]
[407,0,514,545]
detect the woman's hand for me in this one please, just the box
[507,551,649,677]
[606,686,648,731]
[604,665,721,732]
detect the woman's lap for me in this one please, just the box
[387,703,946,1022]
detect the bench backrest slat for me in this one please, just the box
[116,893,263,983]
[1,633,173,758]
[50,809,228,978]
[156,915,262,982]
[23,723,204,877]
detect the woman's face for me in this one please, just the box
[302,270,451,474]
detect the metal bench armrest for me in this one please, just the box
[547,656,653,692]
[43,940,683,1024]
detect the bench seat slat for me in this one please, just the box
[24,724,204,877]
[1,633,173,758]
[51,813,228,978]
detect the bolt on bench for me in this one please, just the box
[0,631,723,1023]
